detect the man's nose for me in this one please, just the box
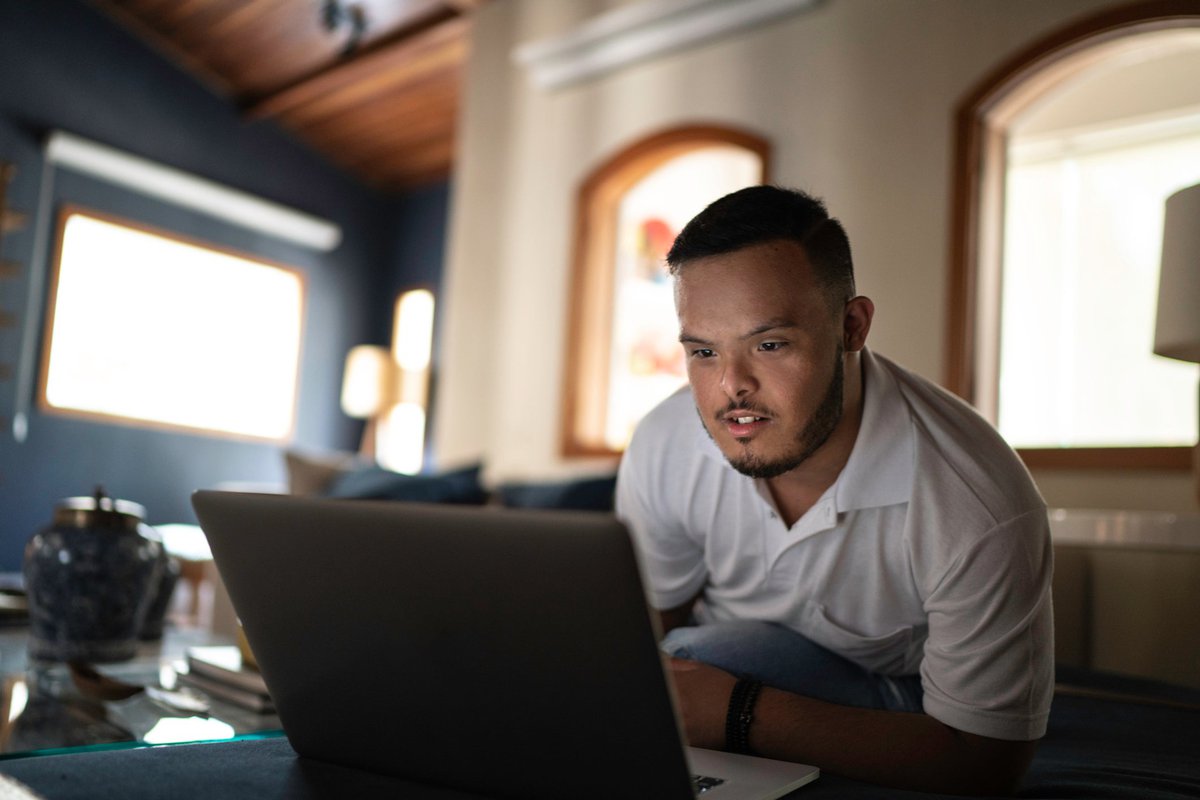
[720,356,757,398]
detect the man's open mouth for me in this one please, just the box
[720,409,771,438]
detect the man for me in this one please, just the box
[615,186,1053,795]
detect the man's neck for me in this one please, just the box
[765,353,866,528]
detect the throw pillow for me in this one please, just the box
[324,463,489,505]
[284,449,363,496]
[496,474,617,512]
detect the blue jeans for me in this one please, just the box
[661,619,923,713]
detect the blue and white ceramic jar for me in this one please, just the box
[24,488,165,663]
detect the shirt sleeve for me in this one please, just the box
[919,508,1055,741]
[615,419,708,611]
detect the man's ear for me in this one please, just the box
[843,296,874,352]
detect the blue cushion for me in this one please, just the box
[324,463,488,505]
[496,474,616,511]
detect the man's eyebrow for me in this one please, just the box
[746,320,800,338]
[679,320,800,345]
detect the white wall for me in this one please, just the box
[436,0,1195,511]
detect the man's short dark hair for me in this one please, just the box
[666,185,855,305]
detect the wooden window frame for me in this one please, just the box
[560,124,770,459]
[945,0,1200,471]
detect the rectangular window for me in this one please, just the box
[1000,117,1200,449]
[40,209,304,440]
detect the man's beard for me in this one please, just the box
[706,347,845,480]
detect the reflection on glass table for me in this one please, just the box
[0,626,281,757]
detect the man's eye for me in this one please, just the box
[690,348,715,359]
[759,341,786,352]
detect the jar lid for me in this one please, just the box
[53,487,146,529]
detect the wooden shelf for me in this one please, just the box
[0,164,24,290]
[1,208,28,233]
[0,160,24,388]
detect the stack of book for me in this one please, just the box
[179,645,274,713]
[0,572,28,627]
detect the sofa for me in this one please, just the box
[282,449,618,512]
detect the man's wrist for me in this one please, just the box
[724,677,763,755]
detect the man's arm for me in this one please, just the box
[668,658,1037,797]
[656,597,697,637]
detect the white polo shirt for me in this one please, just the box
[616,349,1053,741]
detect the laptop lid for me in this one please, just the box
[191,491,817,800]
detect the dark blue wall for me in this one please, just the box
[381,182,453,336]
[0,0,450,567]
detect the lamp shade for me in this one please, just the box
[1155,183,1200,364]
[340,345,398,418]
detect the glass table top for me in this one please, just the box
[0,625,281,758]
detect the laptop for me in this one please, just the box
[191,490,819,800]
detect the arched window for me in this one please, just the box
[560,125,769,458]
[947,1,1200,470]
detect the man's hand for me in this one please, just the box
[665,656,1037,795]
[665,657,737,750]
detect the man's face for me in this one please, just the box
[674,240,847,479]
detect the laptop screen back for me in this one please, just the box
[192,491,696,799]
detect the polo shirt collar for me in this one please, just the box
[832,348,914,511]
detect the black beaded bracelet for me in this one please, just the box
[724,678,762,755]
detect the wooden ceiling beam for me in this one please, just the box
[271,47,464,131]
[334,141,456,190]
[182,1,307,69]
[245,13,469,121]
[309,116,458,166]
[215,1,453,100]
[92,0,484,192]
[299,112,456,153]
[360,140,458,174]
[282,72,459,133]
[325,129,456,172]
[294,103,457,152]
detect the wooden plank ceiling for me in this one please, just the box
[92,0,486,190]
